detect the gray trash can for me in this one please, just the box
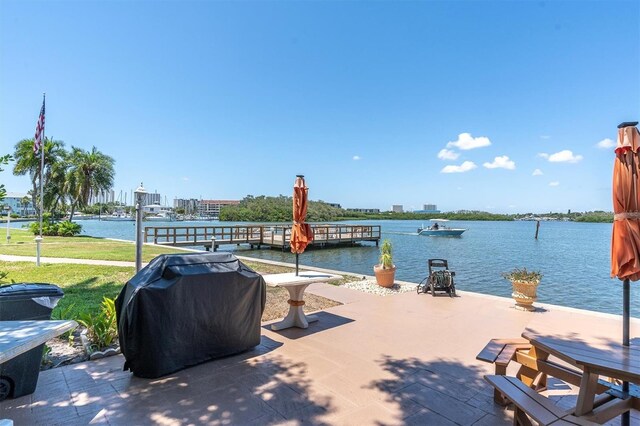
[0,283,64,400]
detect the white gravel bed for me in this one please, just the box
[342,279,417,296]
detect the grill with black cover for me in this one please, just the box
[115,252,266,378]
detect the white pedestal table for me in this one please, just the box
[263,272,341,331]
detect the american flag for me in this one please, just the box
[33,98,45,155]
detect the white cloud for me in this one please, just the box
[508,204,517,208]
[437,149,459,160]
[532,169,543,176]
[446,133,491,150]
[596,138,615,149]
[352,155,361,161]
[549,181,560,187]
[483,155,515,170]
[182,177,190,181]
[538,150,583,163]
[441,161,477,173]
[548,150,583,163]
[540,135,551,140]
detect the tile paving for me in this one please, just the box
[1,281,639,425]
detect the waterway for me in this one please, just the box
[11,218,637,318]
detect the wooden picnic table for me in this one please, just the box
[263,271,341,331]
[0,320,78,364]
[521,330,640,422]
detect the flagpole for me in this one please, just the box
[39,93,45,237]
[35,93,45,267]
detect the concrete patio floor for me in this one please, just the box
[1,280,639,425]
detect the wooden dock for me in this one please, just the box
[144,224,381,251]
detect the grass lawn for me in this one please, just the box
[1,229,187,262]
[0,261,133,319]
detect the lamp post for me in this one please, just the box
[134,183,147,272]
[4,206,10,243]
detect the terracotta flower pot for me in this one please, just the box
[511,280,539,311]
[374,265,396,288]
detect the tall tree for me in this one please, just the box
[20,196,30,216]
[12,138,66,216]
[67,146,115,221]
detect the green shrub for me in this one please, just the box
[56,221,81,237]
[27,216,82,237]
[78,297,118,353]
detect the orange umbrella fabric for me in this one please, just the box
[290,176,314,254]
[611,125,640,281]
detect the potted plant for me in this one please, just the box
[502,268,542,311]
[374,239,396,288]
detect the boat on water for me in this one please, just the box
[145,211,175,222]
[417,219,466,236]
[102,211,133,221]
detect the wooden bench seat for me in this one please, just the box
[477,338,532,403]
[485,375,597,426]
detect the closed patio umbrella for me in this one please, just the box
[291,175,313,276]
[610,121,640,426]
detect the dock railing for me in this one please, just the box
[145,224,381,250]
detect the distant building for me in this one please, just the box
[143,192,161,206]
[392,205,403,213]
[89,189,115,205]
[2,192,35,216]
[198,200,240,218]
[174,198,200,214]
[326,203,342,209]
[413,203,440,214]
[424,204,437,211]
[346,208,380,214]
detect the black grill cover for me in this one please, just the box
[115,252,266,378]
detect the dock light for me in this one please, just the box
[135,183,147,272]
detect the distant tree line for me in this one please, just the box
[219,195,344,222]
[220,196,615,223]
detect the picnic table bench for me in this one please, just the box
[480,331,640,425]
[477,338,532,404]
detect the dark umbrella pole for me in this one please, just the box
[623,278,630,426]
[296,253,299,276]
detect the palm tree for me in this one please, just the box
[12,138,66,216]
[67,146,115,221]
[20,196,30,216]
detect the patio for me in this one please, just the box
[1,281,638,425]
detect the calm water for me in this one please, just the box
[15,218,637,318]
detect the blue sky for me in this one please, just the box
[1,1,638,213]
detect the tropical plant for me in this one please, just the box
[12,138,66,216]
[52,303,76,343]
[66,146,115,221]
[42,344,52,366]
[77,297,118,353]
[502,268,542,283]
[56,220,82,237]
[27,216,82,236]
[379,239,394,269]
